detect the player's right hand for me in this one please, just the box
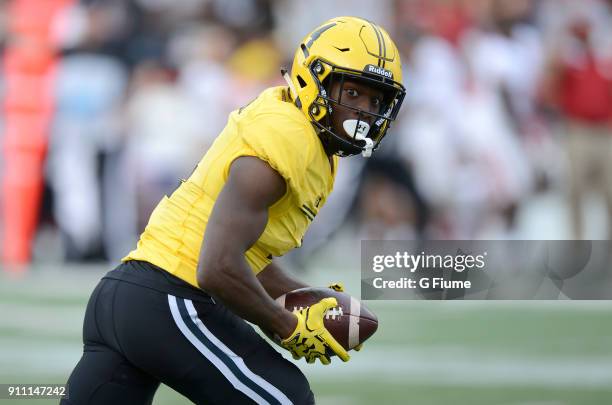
[281,297,350,365]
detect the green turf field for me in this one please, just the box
[1,264,611,405]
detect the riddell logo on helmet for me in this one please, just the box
[365,64,393,79]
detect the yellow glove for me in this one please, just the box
[281,297,350,365]
[328,282,344,292]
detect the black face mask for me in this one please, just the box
[307,62,406,157]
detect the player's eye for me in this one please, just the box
[371,97,381,107]
[345,88,358,97]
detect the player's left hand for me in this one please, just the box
[281,297,350,365]
[327,282,344,292]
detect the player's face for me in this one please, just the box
[328,78,385,142]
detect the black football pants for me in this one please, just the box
[61,272,314,404]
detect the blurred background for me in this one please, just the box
[0,0,611,404]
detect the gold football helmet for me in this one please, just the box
[284,16,406,157]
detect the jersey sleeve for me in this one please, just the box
[238,111,314,196]
[244,244,272,274]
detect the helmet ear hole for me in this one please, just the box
[296,75,307,88]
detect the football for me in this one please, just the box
[276,287,378,351]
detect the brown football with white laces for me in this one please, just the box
[276,287,378,351]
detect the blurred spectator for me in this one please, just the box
[458,0,539,235]
[542,7,612,239]
[49,53,128,260]
[124,61,207,231]
[224,33,285,110]
[171,24,237,146]
[48,0,130,261]
[395,0,470,237]
[395,0,542,238]
[356,143,429,241]
[209,0,275,39]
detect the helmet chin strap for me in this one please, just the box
[281,68,297,100]
[343,119,373,157]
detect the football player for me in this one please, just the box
[62,16,405,405]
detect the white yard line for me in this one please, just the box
[297,348,612,389]
[2,339,611,390]
[366,300,612,312]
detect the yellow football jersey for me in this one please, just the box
[123,86,339,288]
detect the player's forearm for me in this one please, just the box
[198,259,297,339]
[257,262,309,299]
